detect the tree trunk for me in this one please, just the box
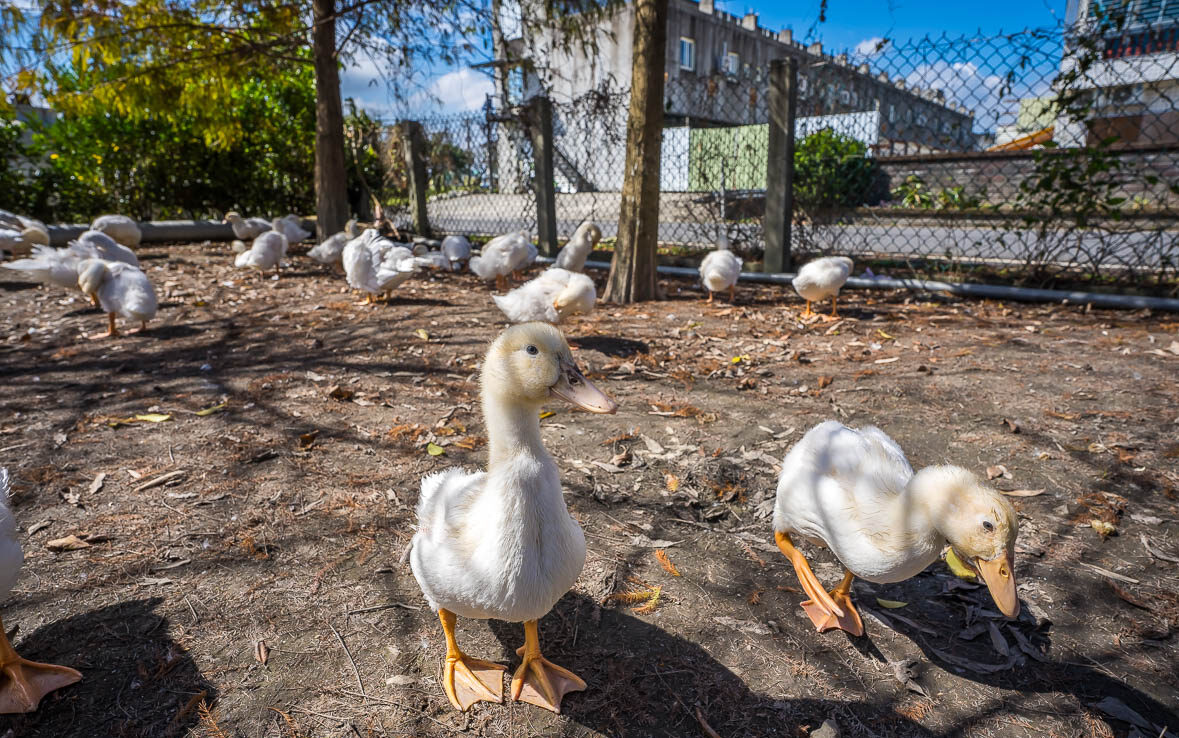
[312,0,349,238]
[603,0,668,304]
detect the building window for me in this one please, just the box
[679,38,696,71]
[723,52,739,75]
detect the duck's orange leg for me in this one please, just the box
[437,608,504,712]
[0,613,81,713]
[774,531,864,636]
[511,619,585,714]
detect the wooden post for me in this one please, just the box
[528,96,558,257]
[399,120,430,237]
[764,57,797,273]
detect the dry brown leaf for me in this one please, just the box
[297,430,319,450]
[986,465,1011,480]
[327,385,354,401]
[817,375,834,389]
[1002,418,1021,434]
[1046,409,1079,420]
[1002,489,1045,497]
[655,549,681,576]
[747,589,762,605]
[47,534,90,551]
[665,473,680,492]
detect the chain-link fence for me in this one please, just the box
[404,19,1179,290]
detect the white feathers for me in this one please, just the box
[441,235,472,267]
[70,230,140,268]
[234,230,288,273]
[470,231,532,281]
[491,267,596,324]
[3,244,87,290]
[342,229,418,296]
[77,259,158,324]
[0,467,22,600]
[271,215,311,244]
[307,231,350,266]
[793,256,854,303]
[553,222,601,273]
[1,211,50,260]
[698,234,742,295]
[90,214,142,248]
[224,211,272,240]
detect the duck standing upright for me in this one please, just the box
[0,468,82,712]
[792,256,853,319]
[772,421,1019,636]
[410,323,617,714]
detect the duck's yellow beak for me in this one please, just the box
[550,358,616,414]
[973,551,1019,618]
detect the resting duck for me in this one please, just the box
[492,268,595,324]
[792,256,853,319]
[70,230,139,268]
[410,323,616,714]
[234,230,288,278]
[441,235,472,269]
[77,259,159,338]
[307,219,360,269]
[554,222,602,273]
[223,212,272,241]
[470,231,532,291]
[90,214,141,248]
[772,421,1019,636]
[698,232,742,303]
[0,468,82,712]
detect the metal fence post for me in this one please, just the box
[528,96,558,257]
[399,120,431,236]
[764,57,797,273]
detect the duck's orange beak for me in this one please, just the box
[974,551,1019,618]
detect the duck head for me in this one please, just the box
[223,211,242,225]
[913,466,1020,618]
[482,323,616,414]
[76,258,109,302]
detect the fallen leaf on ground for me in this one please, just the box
[298,430,320,450]
[87,472,106,495]
[1090,519,1117,537]
[817,375,834,389]
[655,549,681,576]
[1002,418,1021,433]
[986,465,1011,480]
[414,328,430,340]
[426,442,445,456]
[665,473,680,492]
[876,598,908,609]
[539,410,555,419]
[1002,488,1045,497]
[195,402,226,416]
[944,548,978,580]
[135,413,172,423]
[327,385,354,401]
[47,534,90,551]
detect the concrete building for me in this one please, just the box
[1057,0,1179,146]
[502,0,976,192]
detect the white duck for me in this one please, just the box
[77,259,159,338]
[0,222,49,260]
[0,468,82,712]
[307,219,360,269]
[772,421,1020,637]
[223,211,272,240]
[411,323,616,714]
[90,214,141,248]
[492,268,595,324]
[470,231,532,291]
[341,231,417,303]
[411,251,454,272]
[698,232,742,303]
[792,256,853,319]
[2,245,85,291]
[441,235,472,268]
[554,222,602,273]
[69,230,139,268]
[273,214,311,243]
[234,230,288,278]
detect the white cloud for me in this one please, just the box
[427,68,495,113]
[854,37,890,57]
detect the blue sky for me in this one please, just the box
[342,1,1070,119]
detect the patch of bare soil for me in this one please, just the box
[1,241,1177,738]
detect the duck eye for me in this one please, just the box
[525,345,539,356]
[983,521,995,532]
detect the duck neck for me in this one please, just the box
[901,470,950,546]
[484,392,548,469]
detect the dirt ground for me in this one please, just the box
[1,240,1177,738]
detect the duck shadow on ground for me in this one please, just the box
[569,335,650,358]
[487,591,937,738]
[0,597,215,738]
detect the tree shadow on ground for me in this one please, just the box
[569,335,650,358]
[0,597,215,738]
[487,591,936,738]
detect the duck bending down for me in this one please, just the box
[772,421,1019,637]
[441,235,472,269]
[492,268,595,324]
[342,232,417,303]
[410,323,617,714]
[0,468,82,712]
[307,219,360,269]
[792,256,853,319]
[470,231,532,291]
[77,259,158,338]
[90,214,141,248]
[553,222,602,273]
[223,212,272,240]
[698,232,742,303]
[234,230,288,278]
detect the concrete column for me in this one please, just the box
[764,57,797,273]
[528,97,559,257]
[399,120,431,236]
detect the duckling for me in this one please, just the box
[554,222,602,273]
[698,232,742,303]
[492,268,595,324]
[470,231,531,291]
[441,235,472,269]
[792,256,853,319]
[90,214,142,248]
[234,230,288,278]
[223,211,272,241]
[410,323,616,714]
[772,421,1019,637]
[0,468,82,712]
[77,259,158,338]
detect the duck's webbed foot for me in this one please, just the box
[437,609,504,711]
[0,615,81,713]
[511,620,585,714]
[800,570,864,636]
